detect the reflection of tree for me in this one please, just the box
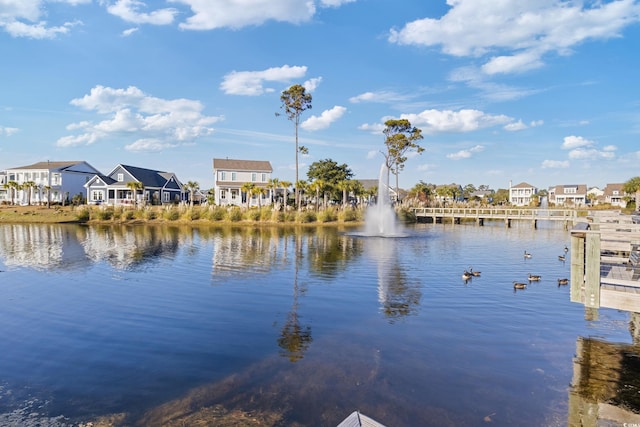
[278,235,312,362]
[381,263,421,322]
[306,228,364,277]
[370,238,422,323]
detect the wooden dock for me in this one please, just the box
[570,213,640,313]
[411,207,579,229]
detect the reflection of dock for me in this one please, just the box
[569,335,640,426]
[570,213,640,312]
[412,207,578,228]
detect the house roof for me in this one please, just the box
[603,183,625,196]
[120,165,177,188]
[511,182,536,189]
[9,161,87,171]
[213,158,273,172]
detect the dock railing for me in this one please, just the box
[570,214,640,312]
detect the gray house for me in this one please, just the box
[84,164,184,206]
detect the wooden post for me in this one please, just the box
[570,232,585,304]
[584,232,601,308]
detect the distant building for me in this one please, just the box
[587,186,604,205]
[549,184,588,206]
[2,161,101,205]
[212,158,273,207]
[509,181,538,206]
[602,183,628,208]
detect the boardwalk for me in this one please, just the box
[570,214,640,314]
[411,207,579,229]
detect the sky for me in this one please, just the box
[1,0,639,192]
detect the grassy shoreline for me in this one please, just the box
[0,204,371,226]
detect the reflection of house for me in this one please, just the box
[509,181,538,206]
[84,164,184,206]
[212,158,272,207]
[549,184,587,206]
[603,183,628,208]
[2,161,101,205]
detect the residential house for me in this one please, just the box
[433,183,464,206]
[602,183,628,208]
[84,164,184,206]
[2,161,101,205]
[0,171,7,204]
[212,158,273,207]
[509,181,538,206]
[549,184,588,206]
[587,186,604,205]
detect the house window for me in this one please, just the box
[220,189,226,199]
[251,173,257,182]
[91,191,103,201]
[261,173,266,182]
[163,192,170,202]
[231,190,238,200]
[564,187,576,194]
[231,172,237,181]
[220,171,226,181]
[117,173,124,182]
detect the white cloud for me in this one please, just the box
[389,0,640,75]
[366,150,378,159]
[504,120,527,131]
[303,77,322,93]
[349,90,413,104]
[173,0,317,30]
[320,0,356,6]
[57,85,222,151]
[106,0,177,25]
[121,27,139,37]
[125,138,180,152]
[568,148,616,160]
[447,144,484,160]
[542,160,570,168]
[0,0,85,38]
[0,126,19,136]
[401,109,513,133]
[220,65,308,96]
[301,106,346,131]
[562,135,595,150]
[358,122,385,134]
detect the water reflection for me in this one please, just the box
[0,224,90,270]
[367,236,422,322]
[569,331,640,426]
[83,225,180,270]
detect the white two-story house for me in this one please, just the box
[213,158,273,207]
[509,181,538,206]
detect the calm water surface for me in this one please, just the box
[0,221,636,426]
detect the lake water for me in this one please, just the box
[0,221,636,426]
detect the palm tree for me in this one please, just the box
[184,181,200,207]
[623,176,640,211]
[44,185,52,208]
[279,180,292,208]
[267,178,280,206]
[7,181,19,205]
[23,181,36,206]
[295,180,308,208]
[241,182,256,208]
[251,185,267,208]
[126,181,144,207]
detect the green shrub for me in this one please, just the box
[144,209,158,220]
[123,210,135,220]
[318,208,338,223]
[228,208,243,222]
[248,209,261,221]
[75,208,90,222]
[297,211,317,223]
[340,208,360,222]
[96,208,114,221]
[208,207,226,221]
[164,209,180,221]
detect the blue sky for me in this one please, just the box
[1,0,639,192]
